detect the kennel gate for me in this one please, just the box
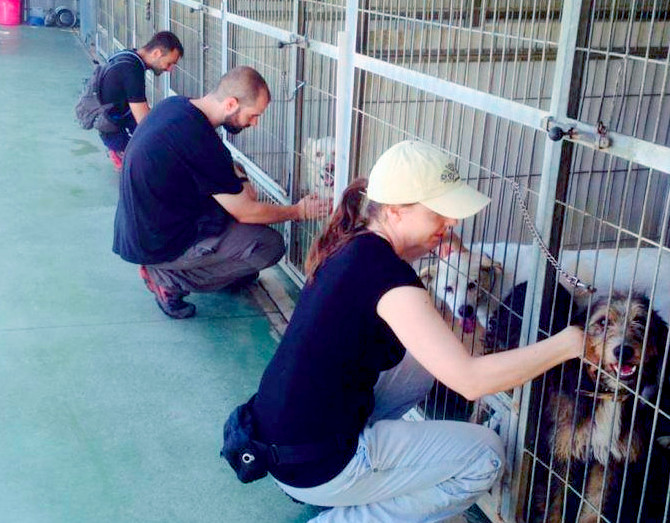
[94,1,670,521]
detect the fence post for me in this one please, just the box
[510,1,585,520]
[333,0,358,206]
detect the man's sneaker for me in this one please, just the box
[108,150,123,172]
[139,265,196,319]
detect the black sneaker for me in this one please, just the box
[139,266,196,319]
[154,294,196,319]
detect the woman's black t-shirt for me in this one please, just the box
[252,233,424,488]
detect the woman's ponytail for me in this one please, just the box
[305,178,370,280]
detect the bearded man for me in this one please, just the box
[97,31,183,170]
[112,66,330,318]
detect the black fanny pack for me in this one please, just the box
[220,394,350,483]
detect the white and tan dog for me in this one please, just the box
[421,239,536,334]
[301,136,335,197]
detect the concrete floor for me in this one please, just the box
[0,25,319,523]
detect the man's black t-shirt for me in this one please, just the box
[252,233,424,488]
[99,50,146,119]
[113,96,242,264]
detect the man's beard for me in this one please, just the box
[149,65,165,76]
[222,121,246,135]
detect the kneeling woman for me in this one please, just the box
[248,141,583,522]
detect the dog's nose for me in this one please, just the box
[614,345,635,363]
[458,305,474,318]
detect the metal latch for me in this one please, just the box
[542,117,610,150]
[278,33,308,49]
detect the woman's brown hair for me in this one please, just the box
[305,178,381,280]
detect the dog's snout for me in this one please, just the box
[614,344,635,363]
[458,305,475,318]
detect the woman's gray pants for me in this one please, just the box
[277,352,506,522]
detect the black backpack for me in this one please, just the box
[75,51,142,133]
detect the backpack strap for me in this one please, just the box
[107,49,145,69]
[101,50,145,85]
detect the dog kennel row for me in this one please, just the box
[95,1,670,250]
[92,1,670,521]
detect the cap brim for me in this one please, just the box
[420,182,491,219]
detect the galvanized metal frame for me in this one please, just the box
[159,3,670,178]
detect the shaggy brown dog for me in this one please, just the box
[532,292,670,523]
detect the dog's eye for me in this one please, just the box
[445,286,453,294]
[467,282,477,290]
[595,316,608,329]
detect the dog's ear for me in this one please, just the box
[478,257,502,295]
[482,260,502,278]
[649,307,669,357]
[419,265,437,285]
[479,253,494,269]
[647,305,670,388]
[571,305,589,329]
[490,261,504,294]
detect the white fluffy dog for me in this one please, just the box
[422,240,670,334]
[301,136,335,196]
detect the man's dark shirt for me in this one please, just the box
[113,96,243,264]
[99,50,146,120]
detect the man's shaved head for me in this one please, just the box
[212,66,271,107]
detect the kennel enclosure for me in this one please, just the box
[90,1,670,521]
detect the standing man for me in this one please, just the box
[99,31,183,170]
[113,66,331,319]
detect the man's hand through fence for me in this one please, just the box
[298,194,332,220]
